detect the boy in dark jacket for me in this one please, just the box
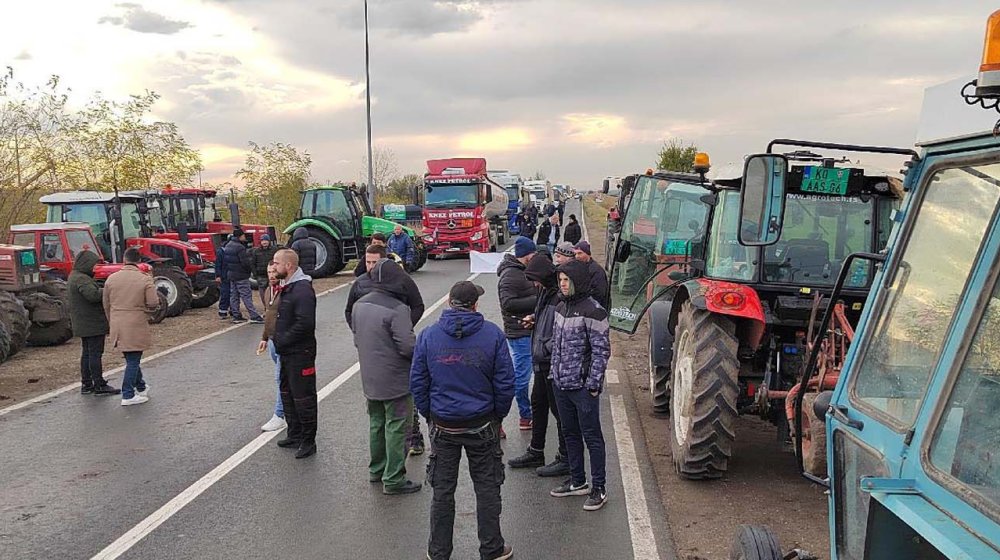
[224,230,263,323]
[507,253,570,477]
[290,227,318,277]
[549,259,612,511]
[250,234,281,307]
[353,259,422,495]
[410,281,515,560]
[68,250,119,395]
[497,236,538,429]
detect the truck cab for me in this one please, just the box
[421,158,509,256]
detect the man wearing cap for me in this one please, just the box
[574,241,609,311]
[554,242,575,266]
[224,229,264,324]
[411,281,515,560]
[497,236,539,430]
[250,234,281,308]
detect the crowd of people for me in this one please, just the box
[66,210,612,560]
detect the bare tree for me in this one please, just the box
[360,145,399,200]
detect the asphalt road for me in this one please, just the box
[0,199,667,560]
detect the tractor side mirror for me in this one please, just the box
[813,390,834,422]
[738,154,788,246]
[615,240,632,263]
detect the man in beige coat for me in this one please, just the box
[103,248,161,406]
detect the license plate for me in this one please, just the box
[801,166,849,195]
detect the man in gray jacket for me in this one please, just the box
[352,258,422,495]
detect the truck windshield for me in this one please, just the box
[425,183,478,207]
[505,187,520,204]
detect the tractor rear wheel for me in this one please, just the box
[649,335,671,415]
[729,525,783,560]
[190,282,220,309]
[148,291,169,324]
[307,229,342,278]
[23,292,73,347]
[669,301,739,479]
[0,290,31,356]
[0,321,11,364]
[799,392,828,478]
[412,245,428,271]
[153,265,193,317]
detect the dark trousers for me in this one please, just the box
[529,371,567,459]
[554,387,606,488]
[427,423,506,560]
[229,279,262,320]
[278,351,318,445]
[80,335,106,388]
[218,279,231,314]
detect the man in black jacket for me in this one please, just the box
[563,214,582,245]
[224,230,263,323]
[497,236,538,430]
[272,249,319,459]
[250,234,281,307]
[290,227,318,277]
[574,241,609,311]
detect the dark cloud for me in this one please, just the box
[99,3,192,35]
[329,0,523,37]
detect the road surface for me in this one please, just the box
[0,199,671,560]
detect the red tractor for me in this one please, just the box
[145,186,278,254]
[39,191,214,315]
[0,243,74,363]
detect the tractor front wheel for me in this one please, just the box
[0,321,11,364]
[0,290,30,356]
[649,335,671,415]
[190,283,220,309]
[148,291,169,324]
[306,229,342,278]
[669,300,739,479]
[729,525,783,560]
[153,266,193,317]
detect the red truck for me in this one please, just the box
[421,158,509,258]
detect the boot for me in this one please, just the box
[508,447,544,468]
[536,455,571,477]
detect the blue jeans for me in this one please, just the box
[554,387,606,488]
[506,337,532,420]
[122,351,147,399]
[267,339,283,418]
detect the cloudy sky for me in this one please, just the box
[3,0,994,188]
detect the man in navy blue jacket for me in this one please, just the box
[410,281,515,560]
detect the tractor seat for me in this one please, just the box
[780,238,830,282]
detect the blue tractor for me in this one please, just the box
[729,13,1000,558]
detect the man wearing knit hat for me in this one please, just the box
[574,240,609,310]
[497,236,538,430]
[554,242,575,266]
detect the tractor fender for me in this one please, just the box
[647,299,674,369]
[283,219,341,239]
[670,278,766,351]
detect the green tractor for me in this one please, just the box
[283,184,427,277]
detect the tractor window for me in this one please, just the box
[175,198,198,226]
[66,230,98,259]
[313,190,352,225]
[119,203,144,239]
[52,203,110,239]
[705,190,758,281]
[762,194,874,287]
[11,233,34,249]
[40,233,64,262]
[851,163,1000,428]
[928,272,1000,520]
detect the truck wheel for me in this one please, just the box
[190,283,220,309]
[23,292,73,347]
[670,301,739,479]
[0,290,31,356]
[153,265,193,317]
[148,292,169,324]
[306,229,341,278]
[0,321,11,363]
[799,392,828,478]
[649,335,671,415]
[730,525,783,560]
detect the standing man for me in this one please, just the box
[410,281,515,560]
[69,249,119,395]
[224,229,264,324]
[250,234,280,308]
[271,249,319,459]
[554,242,575,266]
[215,236,232,320]
[573,241,610,311]
[352,258,422,495]
[549,260,611,511]
[290,227,318,277]
[257,263,286,433]
[103,248,160,406]
[563,214,582,245]
[497,236,538,430]
[388,224,416,272]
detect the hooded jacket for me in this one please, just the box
[250,243,281,280]
[272,267,316,356]
[563,220,583,245]
[223,238,252,281]
[496,253,537,338]
[550,260,612,392]
[352,259,417,401]
[409,308,515,428]
[586,258,610,311]
[525,255,559,373]
[345,258,425,328]
[68,250,109,338]
[289,228,318,276]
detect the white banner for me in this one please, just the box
[469,251,505,274]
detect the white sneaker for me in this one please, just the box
[136,384,149,398]
[121,395,149,406]
[261,414,287,432]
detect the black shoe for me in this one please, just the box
[231,316,248,324]
[383,480,422,495]
[80,385,94,395]
[550,479,590,497]
[536,458,571,477]
[277,437,301,448]
[92,384,121,396]
[249,316,264,324]
[218,312,229,320]
[583,486,608,511]
[295,442,316,459]
[508,448,545,469]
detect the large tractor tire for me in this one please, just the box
[190,282,220,309]
[152,265,193,318]
[649,335,671,415]
[148,291,169,325]
[23,292,73,347]
[0,321,11,364]
[799,392,828,478]
[669,301,740,479]
[306,229,342,278]
[0,290,31,356]
[730,525,783,560]
[412,245,428,271]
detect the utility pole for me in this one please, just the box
[364,0,375,211]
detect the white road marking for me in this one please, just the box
[0,282,353,418]
[610,394,659,560]
[606,369,620,384]
[89,272,477,560]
